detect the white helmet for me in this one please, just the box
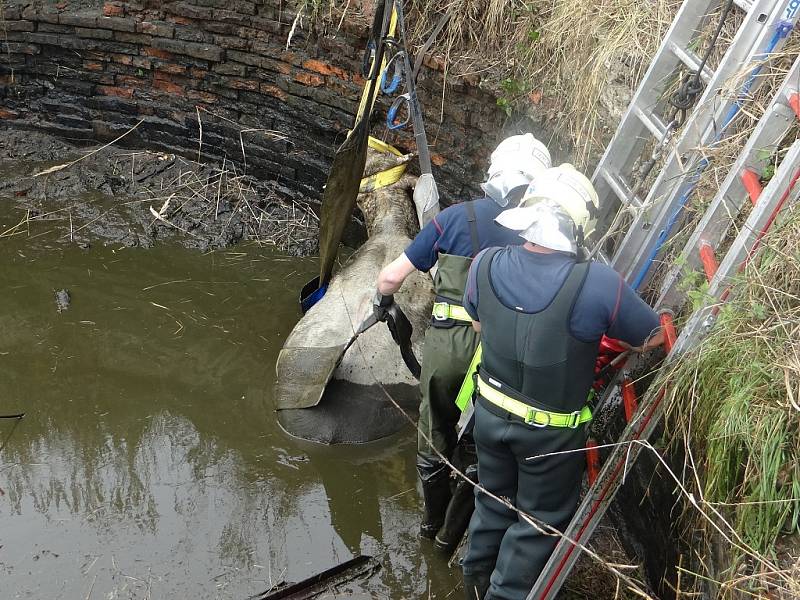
[481,133,552,207]
[494,165,599,254]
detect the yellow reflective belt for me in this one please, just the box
[359,137,408,193]
[477,375,592,428]
[455,344,482,412]
[432,301,473,322]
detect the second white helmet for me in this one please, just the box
[520,164,599,234]
[494,165,600,254]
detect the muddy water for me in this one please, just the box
[0,222,459,597]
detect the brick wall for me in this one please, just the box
[0,0,534,209]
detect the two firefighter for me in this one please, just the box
[374,136,662,600]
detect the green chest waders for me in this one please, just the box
[417,203,481,545]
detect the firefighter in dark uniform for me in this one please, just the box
[460,165,664,599]
[374,134,552,552]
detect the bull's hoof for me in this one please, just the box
[276,380,419,444]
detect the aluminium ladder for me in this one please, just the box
[525,2,800,598]
[592,0,800,291]
[657,53,800,311]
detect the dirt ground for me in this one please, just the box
[0,126,319,254]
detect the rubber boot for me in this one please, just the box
[434,462,478,554]
[462,570,491,600]
[418,455,453,539]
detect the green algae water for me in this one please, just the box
[0,220,460,598]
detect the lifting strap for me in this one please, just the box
[359,137,408,193]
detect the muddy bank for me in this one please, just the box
[0,125,321,254]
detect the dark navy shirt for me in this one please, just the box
[464,246,661,346]
[404,197,523,272]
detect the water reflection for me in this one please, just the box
[0,230,459,598]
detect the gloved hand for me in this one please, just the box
[373,291,395,322]
[593,335,628,391]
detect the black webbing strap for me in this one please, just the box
[465,200,480,257]
[385,303,422,379]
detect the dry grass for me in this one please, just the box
[137,155,319,252]
[404,0,680,165]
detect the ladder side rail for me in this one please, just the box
[591,0,726,226]
[657,57,800,310]
[706,140,800,298]
[667,142,800,353]
[526,140,800,600]
[609,0,796,283]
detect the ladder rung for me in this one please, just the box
[698,240,719,281]
[632,105,668,140]
[660,311,677,353]
[789,92,800,120]
[621,377,638,422]
[586,439,600,485]
[741,168,762,205]
[599,168,643,208]
[669,41,713,85]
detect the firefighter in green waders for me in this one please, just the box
[373,134,552,553]
[460,165,664,600]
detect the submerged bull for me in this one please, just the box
[274,150,434,444]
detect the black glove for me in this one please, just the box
[373,291,395,322]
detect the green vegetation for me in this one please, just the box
[661,205,800,596]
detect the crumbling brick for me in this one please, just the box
[260,83,287,101]
[212,9,251,26]
[302,59,349,81]
[22,8,60,24]
[76,27,114,40]
[103,3,125,17]
[156,62,188,75]
[212,35,249,51]
[186,89,218,104]
[59,14,98,28]
[212,62,246,77]
[138,21,175,38]
[166,15,195,27]
[153,74,184,95]
[168,3,213,21]
[152,38,224,62]
[27,33,61,45]
[97,85,134,98]
[2,6,21,20]
[3,21,35,32]
[97,17,136,32]
[227,78,259,91]
[142,47,174,60]
[294,71,324,87]
[114,32,152,44]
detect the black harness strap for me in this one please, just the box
[465,201,480,258]
[385,303,422,379]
